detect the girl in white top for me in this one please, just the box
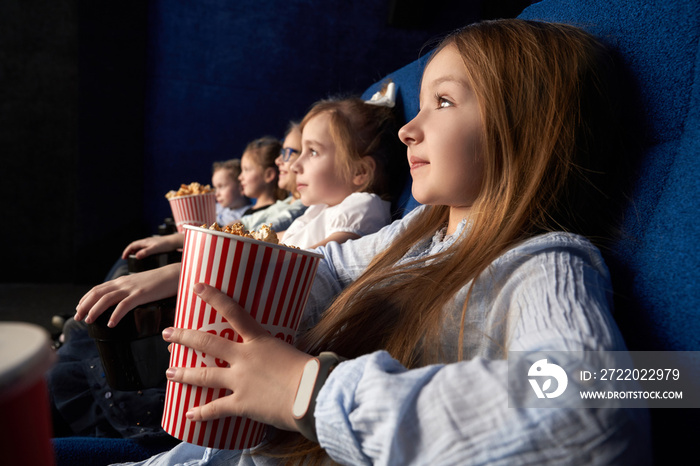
[281,192,390,249]
[77,19,649,465]
[278,97,401,249]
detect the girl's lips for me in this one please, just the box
[409,156,429,170]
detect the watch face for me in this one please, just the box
[292,358,320,418]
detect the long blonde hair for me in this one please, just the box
[267,19,627,462]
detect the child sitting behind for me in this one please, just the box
[212,159,251,226]
[238,136,287,216]
[280,96,404,249]
[239,121,307,232]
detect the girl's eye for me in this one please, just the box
[309,149,319,157]
[437,95,454,109]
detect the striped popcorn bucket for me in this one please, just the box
[161,225,323,449]
[168,192,217,233]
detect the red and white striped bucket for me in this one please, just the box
[168,192,217,233]
[161,225,322,449]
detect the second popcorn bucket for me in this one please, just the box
[161,225,323,449]
[168,192,217,233]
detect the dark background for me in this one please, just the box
[0,0,531,286]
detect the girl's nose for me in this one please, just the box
[398,117,420,146]
[290,157,302,174]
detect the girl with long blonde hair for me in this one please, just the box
[79,19,649,465]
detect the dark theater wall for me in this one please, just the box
[1,1,80,282]
[138,0,487,236]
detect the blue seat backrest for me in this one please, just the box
[515,6,699,462]
[518,1,700,354]
[362,55,430,217]
[362,0,700,356]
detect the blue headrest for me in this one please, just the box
[362,55,430,216]
[518,0,700,353]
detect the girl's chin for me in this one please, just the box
[410,189,427,205]
[299,195,318,207]
[410,193,441,207]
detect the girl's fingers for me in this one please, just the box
[76,280,126,321]
[75,286,113,322]
[193,284,267,341]
[103,298,137,327]
[76,288,137,327]
[166,366,242,422]
[186,396,237,422]
[82,291,127,325]
[163,327,234,363]
[166,366,231,393]
[76,283,105,311]
[121,244,136,259]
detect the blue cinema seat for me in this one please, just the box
[516,3,700,463]
[54,0,698,463]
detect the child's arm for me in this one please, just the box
[121,233,185,260]
[309,231,360,249]
[75,263,181,327]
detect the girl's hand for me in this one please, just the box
[75,263,181,327]
[163,283,312,432]
[121,233,185,260]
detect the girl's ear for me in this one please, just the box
[263,166,277,184]
[352,156,376,190]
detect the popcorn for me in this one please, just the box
[250,224,278,243]
[165,182,213,199]
[205,222,280,245]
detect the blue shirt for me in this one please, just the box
[239,197,307,233]
[216,203,251,226]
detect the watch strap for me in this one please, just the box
[292,351,344,443]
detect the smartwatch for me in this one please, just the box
[292,351,345,443]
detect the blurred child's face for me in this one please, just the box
[212,168,244,208]
[275,129,301,193]
[398,44,484,209]
[238,150,269,198]
[292,112,357,207]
